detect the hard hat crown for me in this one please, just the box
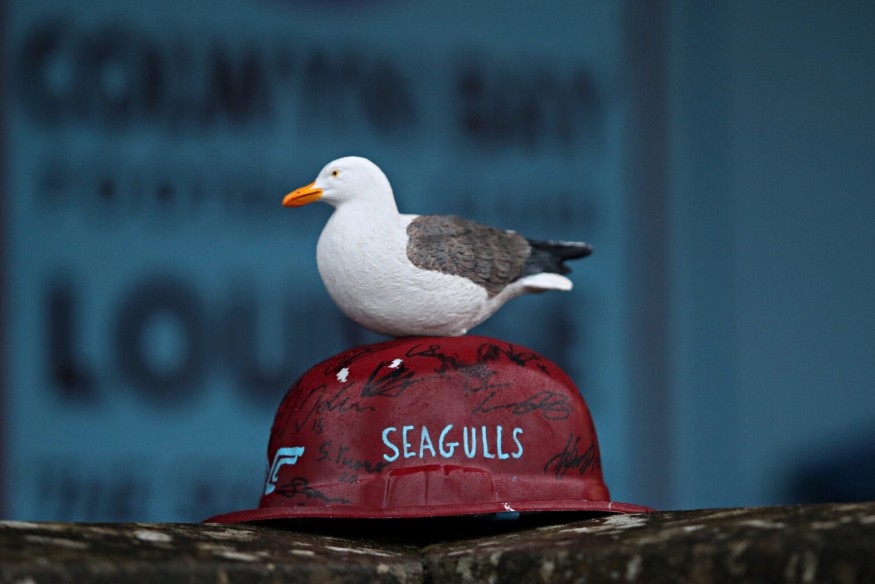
[207,336,651,522]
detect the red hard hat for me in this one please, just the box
[206,335,652,522]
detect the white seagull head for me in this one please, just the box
[283,156,395,210]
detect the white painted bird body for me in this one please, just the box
[284,156,589,337]
[317,206,514,337]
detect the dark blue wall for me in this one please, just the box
[2,0,873,519]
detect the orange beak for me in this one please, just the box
[282,182,323,207]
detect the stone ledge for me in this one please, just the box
[423,503,875,583]
[0,522,422,583]
[2,502,874,583]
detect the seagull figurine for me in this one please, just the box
[283,156,592,337]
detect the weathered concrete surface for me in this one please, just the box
[424,503,875,583]
[0,521,421,583]
[2,503,875,583]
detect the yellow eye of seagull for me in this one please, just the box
[331,169,340,177]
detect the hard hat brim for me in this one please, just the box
[204,498,654,523]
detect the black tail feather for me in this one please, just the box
[522,239,593,276]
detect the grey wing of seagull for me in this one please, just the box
[406,215,531,297]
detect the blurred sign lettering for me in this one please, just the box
[3,0,628,520]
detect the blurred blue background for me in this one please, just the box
[1,0,873,521]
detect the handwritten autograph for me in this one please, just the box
[318,440,389,474]
[405,344,511,393]
[270,377,371,438]
[543,433,601,480]
[405,343,465,373]
[406,341,548,375]
[472,390,572,420]
[274,477,351,504]
[321,340,408,375]
[477,342,549,375]
[360,360,426,398]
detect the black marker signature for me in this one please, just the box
[477,342,550,375]
[321,340,408,376]
[289,382,375,433]
[338,472,358,484]
[404,344,511,393]
[336,445,390,474]
[473,390,572,420]
[405,343,465,373]
[544,433,601,479]
[275,477,351,504]
[319,440,389,474]
[270,378,304,441]
[360,360,425,398]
